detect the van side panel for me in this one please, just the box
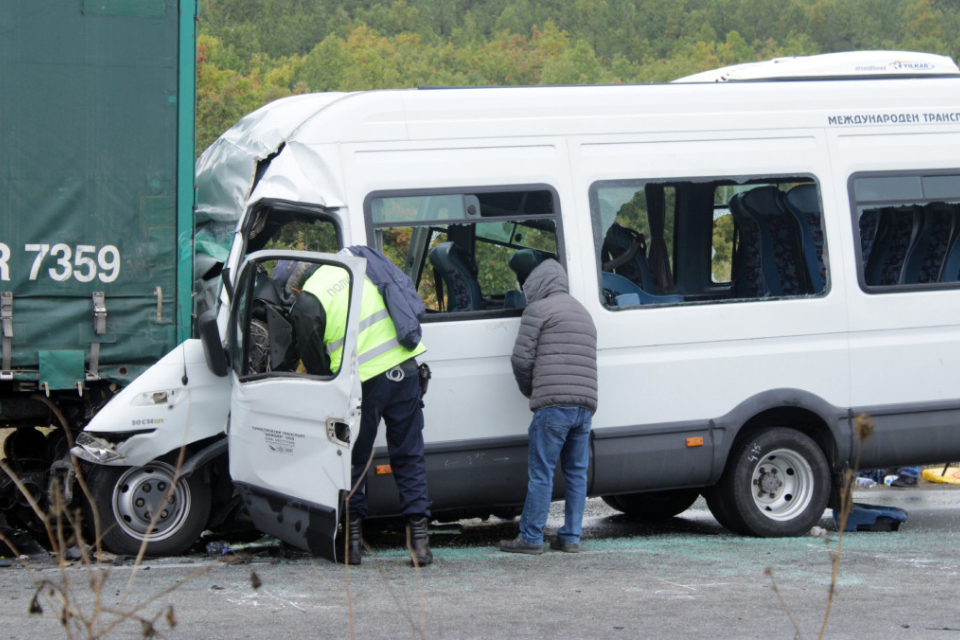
[834,130,960,468]
[568,134,850,493]
[346,142,575,515]
[250,79,960,520]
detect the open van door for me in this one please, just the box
[222,250,364,562]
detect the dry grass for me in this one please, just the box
[0,427,221,639]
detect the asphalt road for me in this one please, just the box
[2,484,959,639]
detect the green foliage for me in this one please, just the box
[712,214,735,282]
[196,0,960,154]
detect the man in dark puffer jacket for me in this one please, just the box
[499,259,598,555]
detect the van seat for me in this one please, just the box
[729,192,767,298]
[428,241,483,311]
[859,210,880,269]
[784,184,826,293]
[601,272,682,306]
[600,222,660,294]
[738,186,809,296]
[902,202,957,284]
[864,206,922,286]
[938,205,960,282]
[503,290,527,308]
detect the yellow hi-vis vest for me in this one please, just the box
[301,265,426,382]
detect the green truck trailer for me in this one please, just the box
[0,1,198,533]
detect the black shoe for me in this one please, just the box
[406,516,433,566]
[498,536,544,555]
[890,475,918,488]
[347,515,363,565]
[549,537,581,553]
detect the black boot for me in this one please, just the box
[406,516,433,566]
[347,515,363,565]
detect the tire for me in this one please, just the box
[601,489,700,519]
[83,461,211,556]
[248,317,270,373]
[705,428,830,537]
[601,495,626,511]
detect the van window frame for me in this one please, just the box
[849,168,960,294]
[238,198,344,259]
[228,252,356,384]
[363,184,566,322]
[589,173,827,311]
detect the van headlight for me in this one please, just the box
[73,432,124,464]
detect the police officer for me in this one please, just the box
[290,258,433,567]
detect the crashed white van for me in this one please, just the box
[76,51,960,560]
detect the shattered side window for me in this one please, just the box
[590,176,826,309]
[365,187,562,316]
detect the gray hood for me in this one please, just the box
[522,259,568,304]
[511,258,598,413]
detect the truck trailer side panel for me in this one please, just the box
[0,1,196,389]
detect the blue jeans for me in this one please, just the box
[899,466,922,478]
[518,406,593,546]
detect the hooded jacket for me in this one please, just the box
[511,260,598,413]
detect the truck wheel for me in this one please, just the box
[601,489,700,519]
[704,428,829,537]
[83,461,211,556]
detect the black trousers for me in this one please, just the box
[348,366,431,519]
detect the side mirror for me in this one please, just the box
[199,310,229,377]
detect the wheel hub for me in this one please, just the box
[755,466,784,497]
[112,462,191,542]
[750,448,814,522]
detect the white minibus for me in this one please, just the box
[76,51,960,559]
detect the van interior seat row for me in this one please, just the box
[429,243,561,313]
[730,184,825,300]
[861,202,960,286]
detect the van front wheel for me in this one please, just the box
[705,428,829,537]
[83,461,211,556]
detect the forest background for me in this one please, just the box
[197,0,960,153]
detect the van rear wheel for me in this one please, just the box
[602,489,700,519]
[705,428,829,537]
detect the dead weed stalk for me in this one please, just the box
[339,428,428,640]
[0,428,218,639]
[764,412,875,640]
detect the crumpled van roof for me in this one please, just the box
[195,92,348,224]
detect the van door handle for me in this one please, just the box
[326,418,351,444]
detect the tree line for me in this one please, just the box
[197,0,960,152]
